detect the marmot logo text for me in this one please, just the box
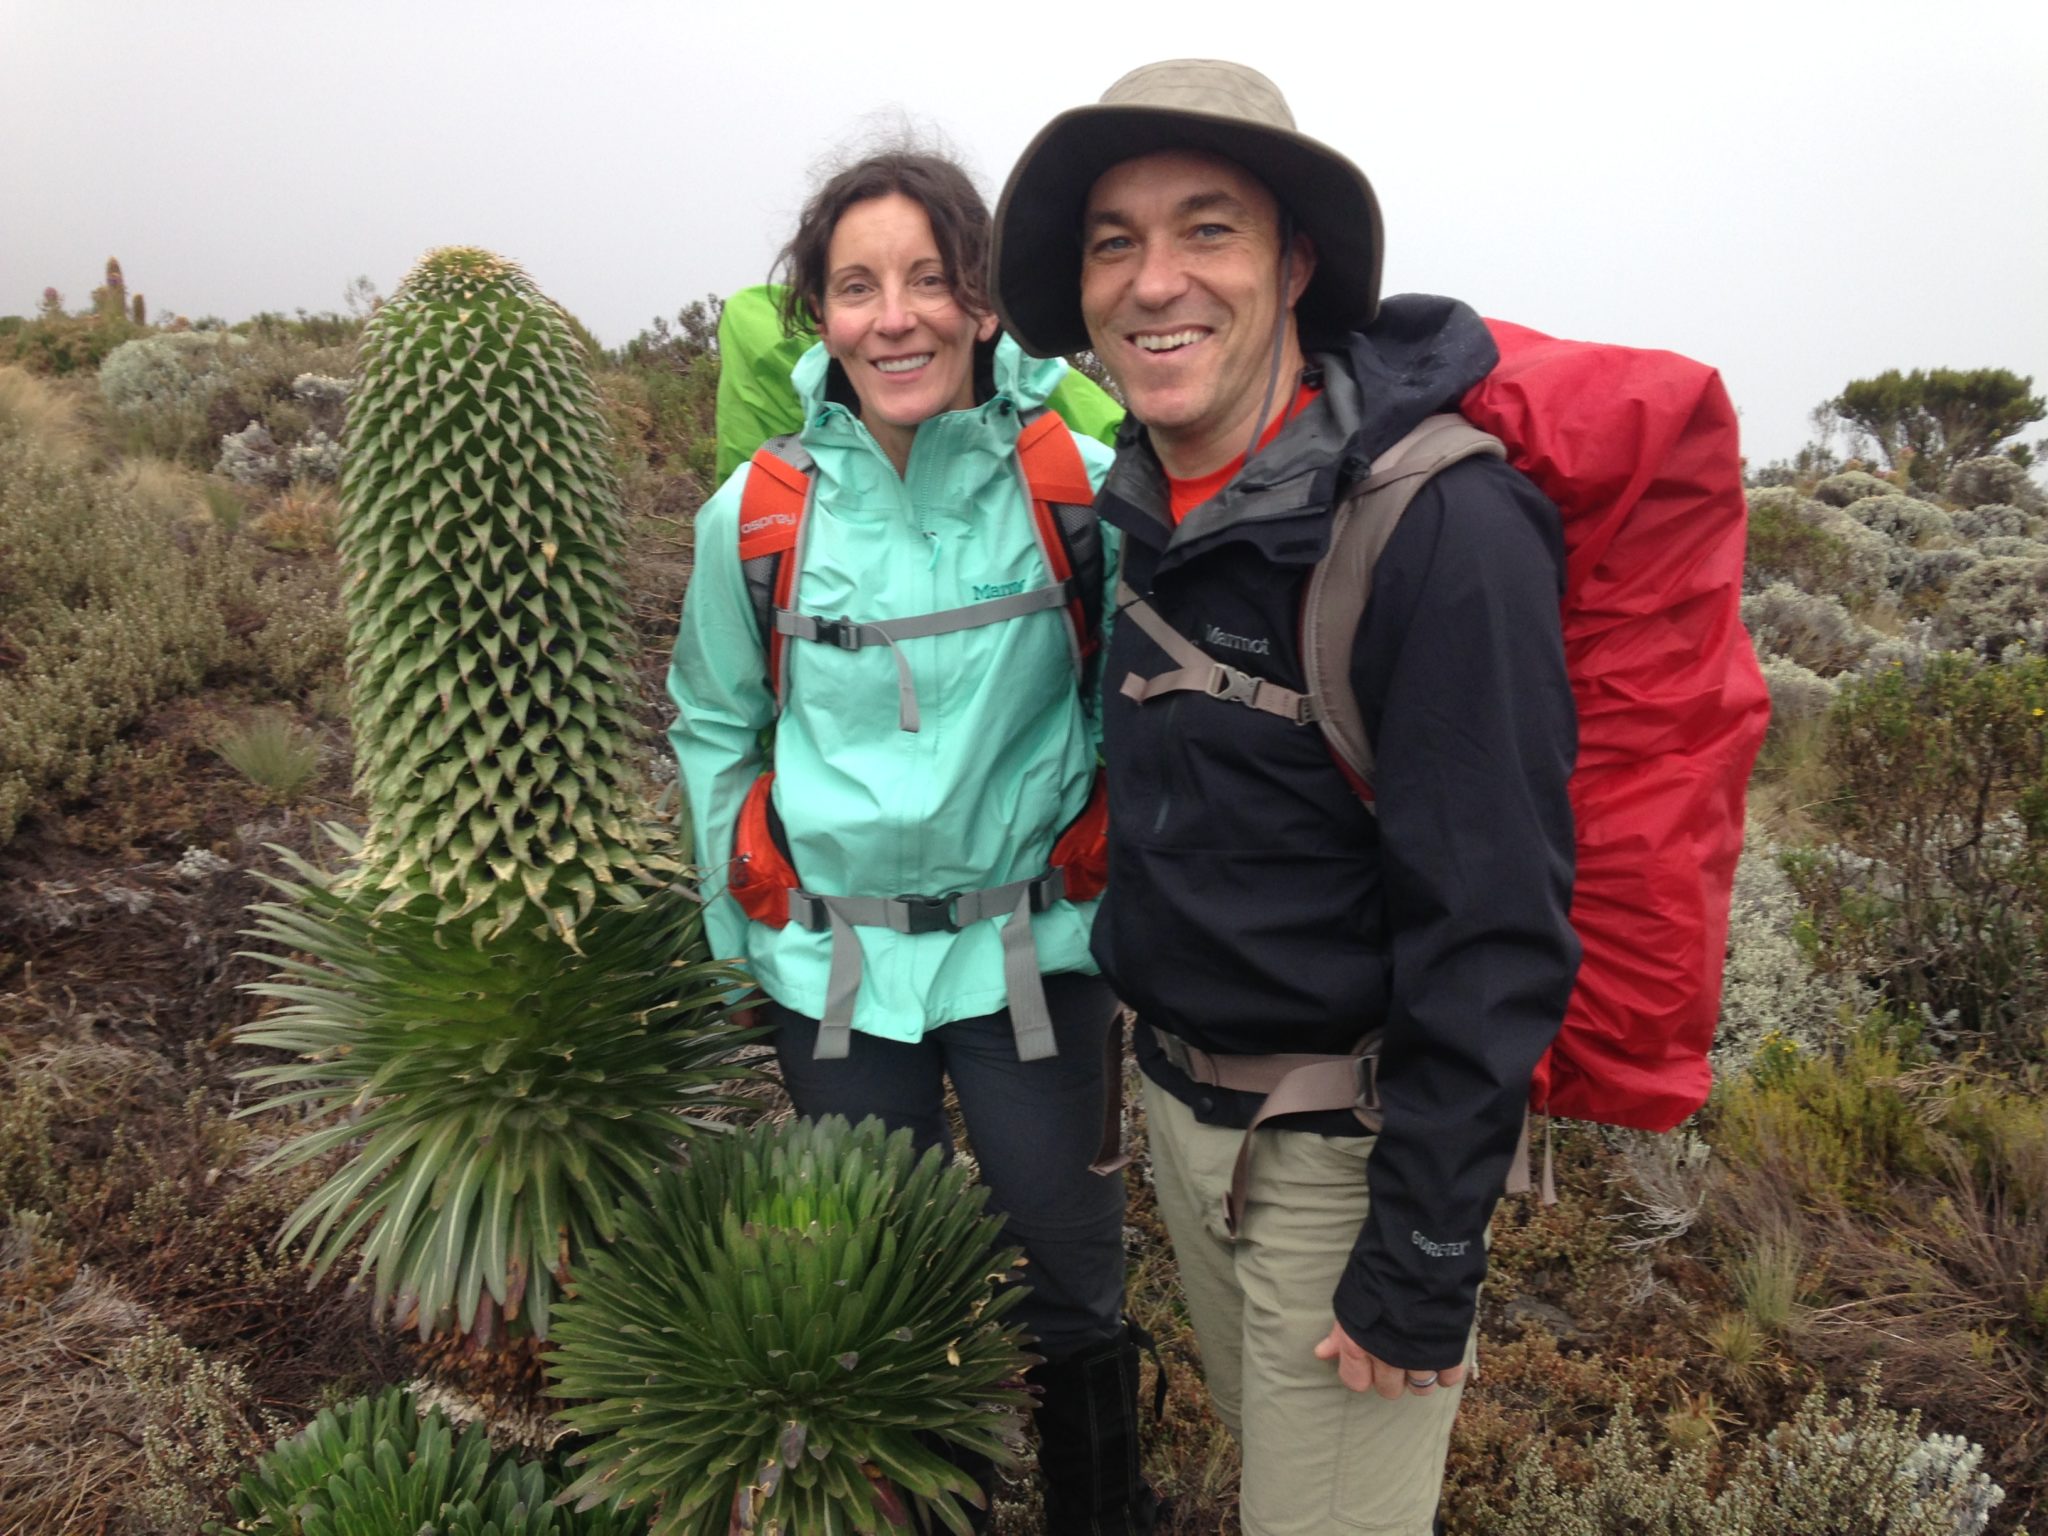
[1204,624,1271,656]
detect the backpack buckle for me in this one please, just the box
[889,892,961,934]
[1352,1045,1381,1113]
[1205,664,1264,707]
[810,616,865,649]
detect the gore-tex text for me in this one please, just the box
[1411,1230,1471,1259]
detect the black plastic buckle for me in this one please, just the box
[811,616,864,650]
[1353,1048,1382,1113]
[891,893,961,934]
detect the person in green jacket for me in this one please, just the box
[666,148,1160,1534]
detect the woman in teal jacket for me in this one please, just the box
[667,150,1158,1533]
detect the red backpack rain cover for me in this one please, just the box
[1461,320,1769,1131]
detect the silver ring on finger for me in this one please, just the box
[1405,1371,1439,1389]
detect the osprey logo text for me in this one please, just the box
[973,579,1027,601]
[740,511,798,537]
[1204,623,1272,657]
[1411,1230,1471,1259]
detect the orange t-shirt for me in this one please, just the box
[1164,385,1324,524]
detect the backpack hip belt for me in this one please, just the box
[1150,1025,1382,1236]
[790,872,1068,1063]
[1151,1025,1540,1233]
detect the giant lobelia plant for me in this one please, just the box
[548,1115,1036,1536]
[237,247,751,1349]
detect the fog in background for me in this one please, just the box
[4,0,2045,468]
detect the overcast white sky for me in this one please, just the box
[5,0,2045,467]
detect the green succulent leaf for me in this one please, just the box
[211,1386,648,1535]
[239,838,756,1340]
[549,1116,1035,1536]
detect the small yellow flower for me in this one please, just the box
[2034,707,2045,717]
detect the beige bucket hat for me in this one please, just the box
[993,59,1384,359]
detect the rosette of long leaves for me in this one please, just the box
[241,828,751,1340]
[339,245,649,947]
[214,1386,647,1535]
[548,1116,1035,1536]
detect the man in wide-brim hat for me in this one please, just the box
[995,61,1580,1535]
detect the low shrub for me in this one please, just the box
[1709,1029,2048,1513]
[1715,820,1854,1069]
[1948,454,2046,517]
[215,419,290,488]
[1813,469,1898,507]
[1741,583,1875,675]
[0,422,232,844]
[1757,653,1837,737]
[1955,502,2041,542]
[1795,652,2048,1058]
[1848,492,1958,548]
[99,332,251,464]
[1935,556,2048,656]
[1896,544,1982,609]
[116,1320,266,1532]
[1483,1381,2010,1534]
[1745,488,1864,598]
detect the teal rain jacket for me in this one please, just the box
[668,337,1118,1042]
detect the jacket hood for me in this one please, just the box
[792,333,1071,427]
[1319,293,1498,460]
[1100,293,1499,563]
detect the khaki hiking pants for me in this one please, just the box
[1143,1074,1471,1536]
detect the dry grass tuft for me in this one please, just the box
[0,1217,153,1533]
[119,454,213,527]
[0,364,88,458]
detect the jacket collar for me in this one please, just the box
[1096,351,1367,570]
[1096,295,1500,572]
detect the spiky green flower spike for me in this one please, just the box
[339,246,646,946]
[549,1117,1037,1536]
[237,248,755,1349]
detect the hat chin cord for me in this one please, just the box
[1242,214,1304,468]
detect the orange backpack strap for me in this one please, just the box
[737,435,813,705]
[1015,411,1104,668]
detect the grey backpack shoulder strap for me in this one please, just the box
[1304,414,1507,793]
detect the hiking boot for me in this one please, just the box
[1029,1322,1163,1534]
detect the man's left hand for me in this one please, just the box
[1313,1321,1466,1400]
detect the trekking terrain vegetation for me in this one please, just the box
[0,266,2043,1532]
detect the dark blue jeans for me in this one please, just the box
[769,972,1127,1358]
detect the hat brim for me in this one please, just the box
[993,104,1383,359]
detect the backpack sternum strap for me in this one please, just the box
[1114,580,1318,724]
[790,872,1068,1062]
[775,579,1078,732]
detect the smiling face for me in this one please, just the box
[817,192,998,462]
[1080,149,1315,477]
